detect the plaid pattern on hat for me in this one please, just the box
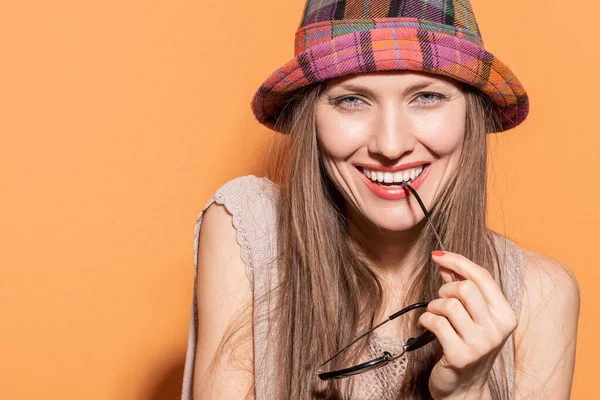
[251,0,529,133]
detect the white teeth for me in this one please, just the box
[360,165,426,184]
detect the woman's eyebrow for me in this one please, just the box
[331,81,440,96]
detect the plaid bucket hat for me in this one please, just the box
[250,0,529,134]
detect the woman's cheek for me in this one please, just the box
[316,115,370,159]
[412,110,465,155]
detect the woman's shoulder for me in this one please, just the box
[210,174,280,206]
[204,174,282,230]
[488,230,580,321]
[199,175,282,287]
[197,175,280,241]
[518,248,580,312]
[488,230,579,296]
[508,245,580,397]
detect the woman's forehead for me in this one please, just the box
[323,70,462,91]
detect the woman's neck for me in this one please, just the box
[343,202,431,340]
[344,204,427,285]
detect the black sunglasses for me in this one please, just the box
[316,180,457,381]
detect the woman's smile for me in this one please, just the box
[353,162,432,200]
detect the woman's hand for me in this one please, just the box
[416,250,518,400]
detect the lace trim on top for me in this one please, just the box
[192,175,280,290]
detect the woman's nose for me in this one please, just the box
[367,106,418,160]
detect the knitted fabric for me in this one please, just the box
[181,175,527,399]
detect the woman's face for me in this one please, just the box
[315,70,467,232]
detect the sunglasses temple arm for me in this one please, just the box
[400,181,457,283]
[316,317,391,374]
[387,302,438,351]
[404,329,437,351]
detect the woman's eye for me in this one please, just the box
[330,95,365,109]
[329,92,447,109]
[412,92,447,106]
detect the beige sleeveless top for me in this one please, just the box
[181,175,527,399]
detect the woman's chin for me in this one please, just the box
[366,213,424,233]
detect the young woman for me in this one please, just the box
[182,1,580,399]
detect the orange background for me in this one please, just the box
[0,0,597,399]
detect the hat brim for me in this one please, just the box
[251,27,529,134]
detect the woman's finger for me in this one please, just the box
[431,251,513,316]
[425,297,477,341]
[438,280,494,328]
[417,311,465,350]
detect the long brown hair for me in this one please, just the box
[258,75,510,399]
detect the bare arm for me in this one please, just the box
[193,202,255,400]
[513,249,581,399]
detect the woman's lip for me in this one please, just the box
[354,164,431,200]
[354,161,430,172]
